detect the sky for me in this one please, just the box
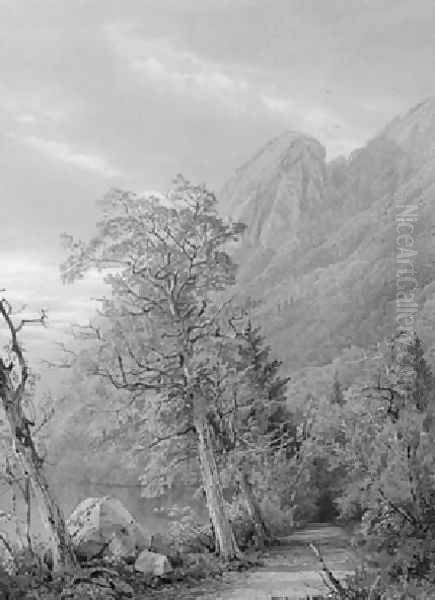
[1,0,435,359]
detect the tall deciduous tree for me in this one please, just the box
[61,177,246,561]
[0,298,76,570]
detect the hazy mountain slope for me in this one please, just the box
[221,99,435,377]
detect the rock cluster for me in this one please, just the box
[67,496,171,579]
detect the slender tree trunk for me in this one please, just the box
[13,435,75,571]
[15,437,75,571]
[287,490,298,529]
[237,466,270,546]
[0,380,76,570]
[195,417,241,561]
[24,476,33,554]
[11,487,23,551]
[5,459,24,551]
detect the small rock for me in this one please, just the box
[134,549,172,577]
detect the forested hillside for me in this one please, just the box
[221,98,435,377]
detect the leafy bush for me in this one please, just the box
[334,388,435,583]
[257,495,298,536]
[283,337,435,599]
[0,548,138,600]
[165,505,214,554]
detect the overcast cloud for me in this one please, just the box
[1,0,435,360]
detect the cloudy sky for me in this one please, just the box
[1,0,435,357]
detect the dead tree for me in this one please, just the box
[0,297,76,570]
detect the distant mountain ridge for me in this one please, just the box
[220,99,435,384]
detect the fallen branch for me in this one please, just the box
[309,542,349,598]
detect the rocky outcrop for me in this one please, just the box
[221,131,327,252]
[67,497,151,562]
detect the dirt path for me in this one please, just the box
[203,523,354,600]
[147,523,355,600]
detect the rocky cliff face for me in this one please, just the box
[221,132,327,252]
[220,99,435,384]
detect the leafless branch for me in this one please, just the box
[148,425,195,449]
[0,300,46,403]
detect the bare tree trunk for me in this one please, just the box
[5,459,24,551]
[287,490,298,529]
[24,476,33,554]
[237,466,270,546]
[11,428,75,570]
[0,378,76,570]
[196,418,241,561]
[0,300,76,571]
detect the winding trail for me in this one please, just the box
[201,523,355,599]
[144,524,355,600]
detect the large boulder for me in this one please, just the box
[67,496,151,562]
[134,550,172,578]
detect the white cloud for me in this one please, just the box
[0,84,72,126]
[261,93,363,156]
[16,113,37,125]
[261,95,295,116]
[13,135,121,178]
[262,93,343,132]
[138,54,244,97]
[104,24,362,157]
[104,24,250,111]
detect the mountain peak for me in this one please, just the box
[219,97,435,374]
[381,96,435,157]
[234,131,325,180]
[220,131,326,251]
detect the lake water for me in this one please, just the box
[0,475,204,547]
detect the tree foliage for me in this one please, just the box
[300,335,435,589]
